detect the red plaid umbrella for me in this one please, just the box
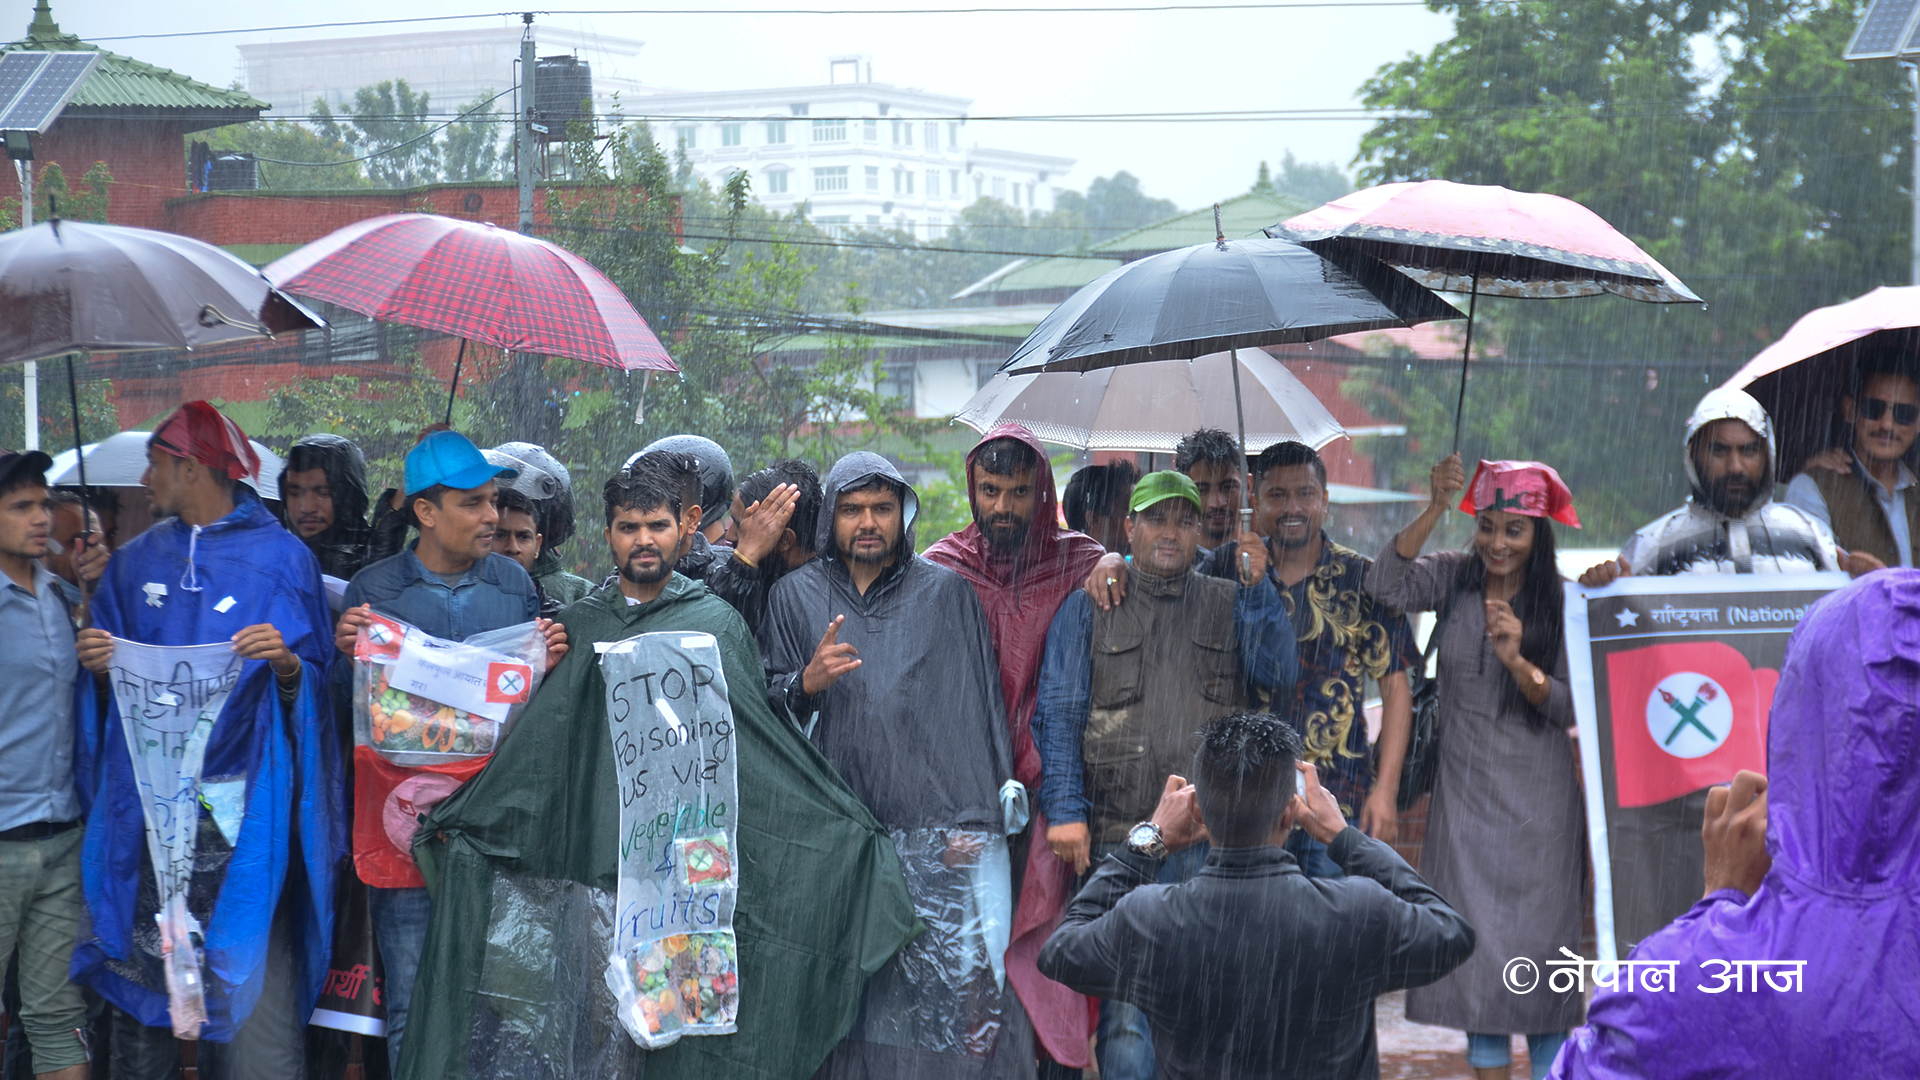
[1270,180,1701,449]
[264,214,675,419]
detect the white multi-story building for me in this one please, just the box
[631,56,1074,238]
[238,24,646,119]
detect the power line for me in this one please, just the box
[78,2,1490,42]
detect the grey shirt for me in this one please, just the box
[0,562,80,830]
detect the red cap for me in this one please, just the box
[150,401,260,482]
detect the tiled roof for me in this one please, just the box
[4,2,265,116]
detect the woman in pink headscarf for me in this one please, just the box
[1365,452,1588,1080]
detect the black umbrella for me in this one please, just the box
[0,214,322,610]
[999,213,1459,524]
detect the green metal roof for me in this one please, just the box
[4,1,266,121]
[955,190,1317,300]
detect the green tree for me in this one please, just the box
[201,120,370,190]
[260,338,446,495]
[1254,151,1352,206]
[316,80,441,189]
[1348,0,1909,542]
[0,159,112,229]
[441,91,506,183]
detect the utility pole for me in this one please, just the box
[18,160,33,450]
[1909,64,1920,284]
[518,13,537,235]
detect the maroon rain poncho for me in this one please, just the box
[925,423,1106,1068]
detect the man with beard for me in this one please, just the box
[716,459,817,632]
[925,425,1107,1076]
[1085,443,1415,877]
[397,456,916,1080]
[1031,470,1296,1080]
[1577,386,1849,955]
[278,434,375,584]
[762,451,1029,1080]
[330,431,566,1074]
[628,444,789,630]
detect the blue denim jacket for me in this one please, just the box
[329,546,540,699]
[1030,575,1298,826]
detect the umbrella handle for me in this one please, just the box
[445,339,469,426]
[1229,348,1251,514]
[66,354,92,629]
[1451,269,1480,455]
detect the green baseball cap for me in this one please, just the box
[1129,470,1203,514]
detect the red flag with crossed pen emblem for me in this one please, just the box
[1605,641,1773,808]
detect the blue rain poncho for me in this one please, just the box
[73,489,343,1041]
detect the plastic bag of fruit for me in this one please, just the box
[352,612,548,768]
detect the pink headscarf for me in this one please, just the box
[150,401,260,482]
[1459,459,1581,528]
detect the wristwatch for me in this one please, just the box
[1125,821,1168,859]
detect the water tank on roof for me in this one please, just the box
[207,152,258,191]
[535,55,592,139]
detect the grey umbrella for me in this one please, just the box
[0,216,322,613]
[999,215,1457,525]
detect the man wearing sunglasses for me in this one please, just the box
[1785,356,1920,570]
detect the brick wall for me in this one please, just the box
[0,119,189,230]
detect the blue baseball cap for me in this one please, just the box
[405,430,517,496]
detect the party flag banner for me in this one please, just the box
[598,632,741,1050]
[1566,572,1846,964]
[107,638,245,1039]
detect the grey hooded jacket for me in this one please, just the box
[759,451,1013,830]
[1620,387,1841,575]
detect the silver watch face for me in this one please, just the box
[1128,823,1159,848]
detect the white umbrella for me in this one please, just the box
[956,348,1345,453]
[48,430,287,501]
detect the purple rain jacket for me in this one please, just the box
[1551,570,1920,1079]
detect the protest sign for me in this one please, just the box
[597,632,741,1049]
[107,638,245,1039]
[351,617,546,887]
[1566,572,1846,962]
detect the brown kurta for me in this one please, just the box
[1366,547,1586,1035]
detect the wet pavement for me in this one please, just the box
[1377,990,1536,1079]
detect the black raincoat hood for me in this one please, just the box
[817,451,920,564]
[278,433,372,579]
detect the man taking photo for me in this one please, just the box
[1038,712,1475,1080]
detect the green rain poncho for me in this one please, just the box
[402,575,918,1080]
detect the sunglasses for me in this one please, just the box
[1860,397,1920,426]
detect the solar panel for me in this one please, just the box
[0,54,46,122]
[1847,0,1920,58]
[0,51,98,133]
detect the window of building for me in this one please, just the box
[925,169,939,197]
[719,124,742,147]
[816,215,851,237]
[879,363,915,409]
[863,118,878,141]
[974,173,984,198]
[790,103,809,116]
[765,120,788,145]
[814,166,849,192]
[950,170,961,198]
[865,165,880,191]
[867,214,881,225]
[675,126,697,150]
[993,177,1007,202]
[905,170,914,195]
[923,122,938,150]
[764,168,789,194]
[1027,183,1037,207]
[947,122,960,148]
[891,120,912,146]
[813,118,847,142]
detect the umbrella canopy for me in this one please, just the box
[47,431,287,501]
[264,213,676,373]
[959,348,1346,454]
[1722,285,1920,478]
[999,236,1459,375]
[1268,180,1701,303]
[0,219,323,365]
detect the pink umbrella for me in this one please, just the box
[1271,180,1702,448]
[1722,285,1920,477]
[265,214,676,421]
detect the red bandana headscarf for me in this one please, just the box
[150,401,261,482]
[1459,459,1581,527]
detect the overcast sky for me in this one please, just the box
[49,0,1455,209]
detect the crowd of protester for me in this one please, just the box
[0,367,1908,1080]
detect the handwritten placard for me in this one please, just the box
[108,638,245,1038]
[598,632,741,1049]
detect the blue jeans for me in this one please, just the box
[1467,1031,1568,1080]
[369,885,433,1076]
[1284,828,1345,879]
[1087,842,1209,1080]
